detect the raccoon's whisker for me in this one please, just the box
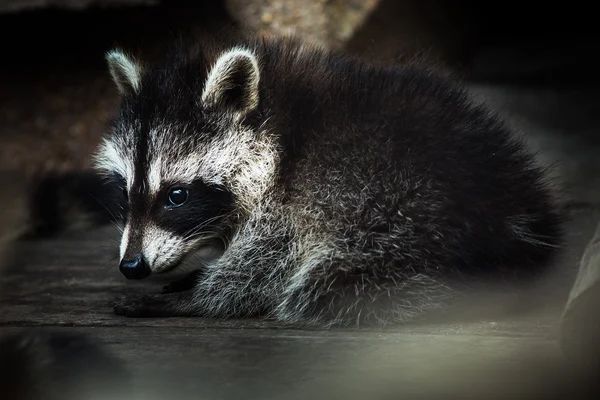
[90,243,119,253]
[86,192,124,233]
[183,230,228,249]
[181,214,226,238]
[181,222,226,243]
[257,116,272,132]
[183,228,219,241]
[94,227,122,245]
[101,254,120,275]
[181,223,210,239]
[110,221,124,236]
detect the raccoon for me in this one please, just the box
[94,34,563,327]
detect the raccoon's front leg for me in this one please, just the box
[177,222,293,319]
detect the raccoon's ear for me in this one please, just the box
[106,49,142,95]
[201,47,260,117]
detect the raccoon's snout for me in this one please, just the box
[119,254,151,280]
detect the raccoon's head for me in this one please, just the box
[94,45,278,280]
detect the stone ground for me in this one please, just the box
[1,1,599,398]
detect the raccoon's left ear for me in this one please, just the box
[106,49,143,96]
[201,47,260,118]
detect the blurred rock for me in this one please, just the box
[225,0,379,49]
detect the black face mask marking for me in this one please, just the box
[149,180,233,239]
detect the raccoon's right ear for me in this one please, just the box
[201,47,260,118]
[106,49,143,95]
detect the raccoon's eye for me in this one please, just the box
[167,188,188,207]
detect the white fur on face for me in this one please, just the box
[106,49,142,95]
[94,139,129,180]
[119,222,187,273]
[119,223,130,260]
[141,224,185,273]
[146,124,278,213]
[142,224,222,273]
[145,124,201,194]
[93,137,135,189]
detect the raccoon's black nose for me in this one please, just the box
[119,255,151,280]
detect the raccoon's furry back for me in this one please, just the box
[257,37,563,322]
[246,36,565,276]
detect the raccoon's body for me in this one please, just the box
[93,34,563,326]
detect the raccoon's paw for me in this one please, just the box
[110,294,166,317]
[110,292,193,318]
